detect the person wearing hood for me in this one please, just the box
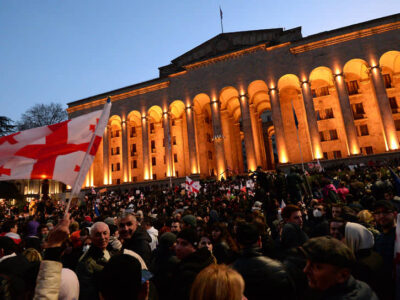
[118,213,152,266]
[344,222,384,298]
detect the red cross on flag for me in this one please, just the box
[185,176,201,194]
[0,100,111,192]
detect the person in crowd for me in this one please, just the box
[151,232,179,300]
[98,254,148,300]
[76,221,110,300]
[336,181,349,202]
[373,200,397,299]
[302,236,378,299]
[280,205,308,254]
[233,222,296,300]
[210,222,238,264]
[143,216,158,251]
[287,167,303,203]
[171,220,182,234]
[357,210,380,238]
[383,187,400,211]
[182,214,197,230]
[331,203,343,219]
[190,264,246,300]
[307,203,329,238]
[171,228,214,300]
[198,235,213,253]
[0,220,21,244]
[329,218,346,241]
[344,222,384,298]
[118,213,152,266]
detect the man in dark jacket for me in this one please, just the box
[233,222,296,300]
[118,213,152,266]
[301,236,378,300]
[170,228,214,300]
[279,205,308,256]
[76,222,110,300]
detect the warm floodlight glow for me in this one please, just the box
[390,136,399,150]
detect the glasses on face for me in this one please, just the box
[119,221,133,228]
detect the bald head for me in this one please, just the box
[91,222,110,250]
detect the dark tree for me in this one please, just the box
[16,103,67,130]
[0,116,15,136]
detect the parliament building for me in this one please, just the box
[67,13,400,187]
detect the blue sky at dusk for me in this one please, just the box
[1,1,399,121]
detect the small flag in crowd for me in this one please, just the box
[94,204,100,217]
[185,176,201,194]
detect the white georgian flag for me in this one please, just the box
[0,100,111,192]
[185,176,201,194]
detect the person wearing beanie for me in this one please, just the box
[182,215,197,230]
[301,236,378,300]
[170,228,214,300]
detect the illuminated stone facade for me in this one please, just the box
[67,14,400,186]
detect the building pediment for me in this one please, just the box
[159,27,302,77]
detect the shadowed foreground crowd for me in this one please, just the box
[1,163,400,300]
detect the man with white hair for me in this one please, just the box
[76,222,110,300]
[76,221,147,300]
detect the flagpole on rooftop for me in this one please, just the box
[219,6,224,33]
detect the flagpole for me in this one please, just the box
[64,97,112,217]
[292,100,305,172]
[219,6,224,33]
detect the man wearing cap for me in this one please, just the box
[170,228,214,300]
[373,200,397,299]
[302,236,378,299]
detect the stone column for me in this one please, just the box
[121,120,129,183]
[141,115,151,180]
[268,88,289,163]
[102,125,110,185]
[239,94,257,171]
[370,65,399,150]
[333,73,360,155]
[185,106,199,174]
[163,112,173,177]
[301,81,323,159]
[210,99,227,179]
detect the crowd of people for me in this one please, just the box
[0,162,400,299]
